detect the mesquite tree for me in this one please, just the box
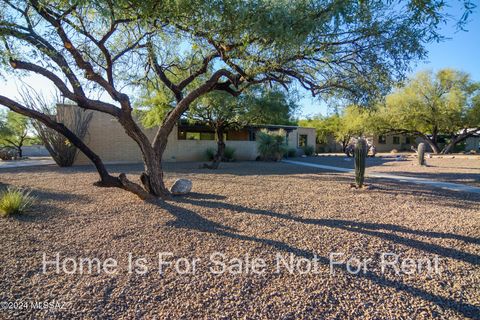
[0,0,472,199]
[373,69,480,154]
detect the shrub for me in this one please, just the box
[205,146,236,162]
[285,148,297,157]
[0,187,35,217]
[302,145,315,156]
[223,146,236,161]
[0,148,16,160]
[205,148,215,161]
[256,129,288,161]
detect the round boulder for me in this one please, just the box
[170,179,192,195]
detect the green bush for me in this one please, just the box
[205,148,215,161]
[223,146,236,161]
[0,187,35,217]
[256,129,288,161]
[302,145,315,156]
[205,146,236,162]
[285,148,297,157]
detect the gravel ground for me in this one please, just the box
[0,162,479,319]
[295,155,480,187]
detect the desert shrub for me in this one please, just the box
[0,187,35,217]
[223,146,236,161]
[256,129,288,161]
[452,141,466,153]
[20,88,92,167]
[205,146,236,161]
[302,145,315,156]
[285,148,297,157]
[0,148,16,160]
[205,148,215,161]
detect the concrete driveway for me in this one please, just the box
[0,157,55,169]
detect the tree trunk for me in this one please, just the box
[206,127,225,170]
[17,146,22,158]
[423,136,440,154]
[140,149,169,197]
[342,138,349,152]
[441,129,477,154]
[0,95,122,188]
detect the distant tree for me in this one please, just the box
[0,0,473,198]
[300,105,370,151]
[373,69,480,154]
[0,111,31,157]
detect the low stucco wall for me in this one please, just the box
[71,106,316,165]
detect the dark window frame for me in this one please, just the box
[299,134,308,148]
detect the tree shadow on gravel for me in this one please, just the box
[159,200,480,319]
[9,202,71,222]
[368,180,480,210]
[175,197,480,265]
[375,171,480,186]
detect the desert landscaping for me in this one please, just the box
[1,1,479,319]
[1,158,479,319]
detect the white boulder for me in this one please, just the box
[170,179,192,195]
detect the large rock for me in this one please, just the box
[170,179,192,195]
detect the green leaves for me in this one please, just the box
[300,105,370,145]
[377,69,478,136]
[0,111,31,149]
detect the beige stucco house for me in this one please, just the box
[62,105,316,165]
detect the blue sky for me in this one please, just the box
[1,4,479,118]
[299,5,480,117]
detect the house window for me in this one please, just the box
[378,135,387,144]
[178,131,215,140]
[393,136,400,144]
[299,134,308,147]
[186,132,201,140]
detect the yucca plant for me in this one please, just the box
[256,129,288,161]
[0,187,35,217]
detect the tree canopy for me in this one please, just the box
[0,0,474,197]
[0,110,31,157]
[299,105,370,150]
[373,69,480,153]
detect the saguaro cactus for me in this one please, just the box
[418,142,426,165]
[354,138,368,188]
